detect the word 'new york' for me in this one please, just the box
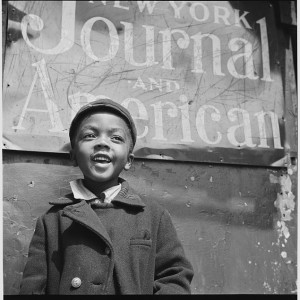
[91,1,253,29]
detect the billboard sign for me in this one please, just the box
[3,1,286,165]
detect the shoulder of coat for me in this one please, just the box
[137,193,166,214]
[49,193,77,206]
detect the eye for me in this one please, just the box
[83,133,96,139]
[111,135,124,142]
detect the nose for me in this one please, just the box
[94,135,110,149]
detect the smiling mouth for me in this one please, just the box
[91,153,112,164]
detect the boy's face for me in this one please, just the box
[70,111,134,189]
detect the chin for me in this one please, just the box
[86,173,117,184]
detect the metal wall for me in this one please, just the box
[3,149,297,294]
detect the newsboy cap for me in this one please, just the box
[69,98,137,147]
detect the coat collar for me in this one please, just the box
[49,178,145,208]
[111,178,146,208]
[48,179,145,251]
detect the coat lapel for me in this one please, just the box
[112,179,146,208]
[62,200,113,248]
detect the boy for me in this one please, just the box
[20,98,194,294]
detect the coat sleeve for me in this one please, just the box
[19,216,47,294]
[153,210,194,294]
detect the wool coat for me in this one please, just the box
[20,179,194,295]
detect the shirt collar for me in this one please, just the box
[50,178,145,208]
[70,179,121,204]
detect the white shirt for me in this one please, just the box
[70,179,121,204]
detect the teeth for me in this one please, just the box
[95,158,109,162]
[93,155,111,162]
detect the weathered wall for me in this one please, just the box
[3,149,297,294]
[2,0,297,295]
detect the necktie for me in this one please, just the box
[87,193,106,207]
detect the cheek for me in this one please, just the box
[76,156,92,173]
[77,151,89,163]
[74,146,91,163]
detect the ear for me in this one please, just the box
[69,149,78,167]
[124,153,134,171]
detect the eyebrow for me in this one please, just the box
[79,125,127,135]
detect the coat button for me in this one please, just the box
[71,277,82,288]
[105,247,110,255]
